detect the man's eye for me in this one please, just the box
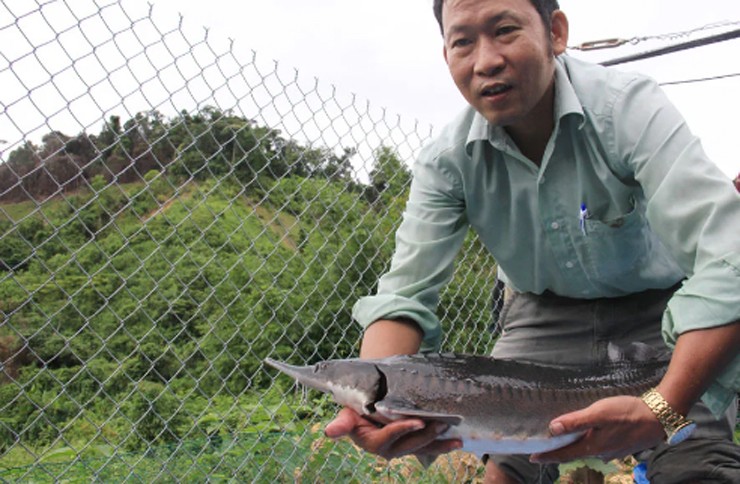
[451,38,472,48]
[496,25,519,36]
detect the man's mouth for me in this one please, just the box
[481,84,513,97]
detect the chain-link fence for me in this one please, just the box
[0,1,500,481]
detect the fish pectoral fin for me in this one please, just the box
[394,408,464,426]
[415,454,439,469]
[376,401,464,426]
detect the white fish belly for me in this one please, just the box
[441,425,584,457]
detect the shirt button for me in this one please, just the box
[551,222,560,230]
[565,261,575,269]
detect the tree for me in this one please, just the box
[0,141,39,202]
[6,140,39,173]
[121,111,170,181]
[29,131,85,198]
[96,115,123,161]
[368,145,411,201]
[64,134,98,166]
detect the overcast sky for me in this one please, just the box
[148,0,740,178]
[1,0,737,179]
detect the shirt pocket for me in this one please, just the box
[579,206,650,281]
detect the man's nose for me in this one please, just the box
[474,38,505,77]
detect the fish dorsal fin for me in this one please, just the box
[375,397,464,426]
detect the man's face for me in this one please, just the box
[442,0,567,132]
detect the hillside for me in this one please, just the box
[0,107,498,479]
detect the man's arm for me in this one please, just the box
[532,322,740,463]
[359,318,423,358]
[657,322,740,416]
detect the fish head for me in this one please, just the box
[265,358,385,416]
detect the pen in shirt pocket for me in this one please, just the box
[579,203,589,236]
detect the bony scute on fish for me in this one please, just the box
[264,345,670,462]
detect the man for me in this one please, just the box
[325,0,740,482]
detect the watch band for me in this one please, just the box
[640,388,696,445]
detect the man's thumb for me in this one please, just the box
[549,407,595,436]
[324,408,358,438]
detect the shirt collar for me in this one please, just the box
[465,57,585,155]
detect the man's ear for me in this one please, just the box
[443,44,449,65]
[551,10,569,56]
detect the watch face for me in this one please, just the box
[668,422,697,445]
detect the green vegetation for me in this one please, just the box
[2,105,734,483]
[0,392,485,482]
[0,107,498,479]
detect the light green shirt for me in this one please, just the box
[353,55,740,416]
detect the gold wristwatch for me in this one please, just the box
[641,388,696,445]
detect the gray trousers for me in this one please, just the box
[489,286,739,484]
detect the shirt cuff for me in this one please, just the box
[352,294,442,351]
[663,254,740,339]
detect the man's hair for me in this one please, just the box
[432,0,560,35]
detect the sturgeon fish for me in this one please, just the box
[265,347,668,459]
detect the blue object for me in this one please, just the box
[633,461,650,483]
[579,203,588,236]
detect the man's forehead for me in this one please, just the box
[443,0,532,10]
[442,0,535,21]
[442,0,533,30]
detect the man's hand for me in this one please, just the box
[324,407,462,461]
[530,395,665,463]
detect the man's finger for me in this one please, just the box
[324,407,362,439]
[379,421,458,458]
[324,410,462,460]
[356,418,428,456]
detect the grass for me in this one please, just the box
[2,417,737,483]
[0,424,483,483]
